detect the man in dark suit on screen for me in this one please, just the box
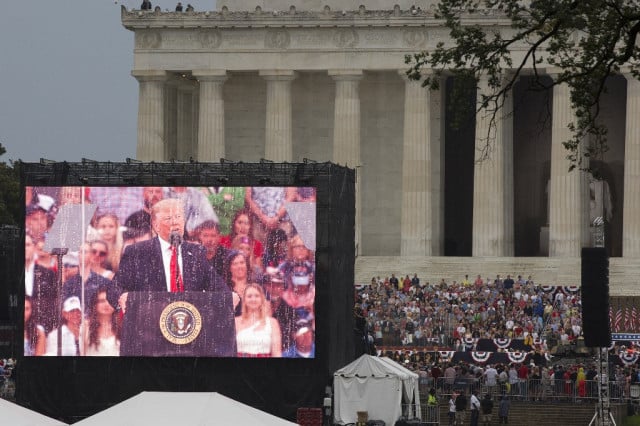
[114,198,236,356]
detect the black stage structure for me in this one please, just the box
[17,160,356,423]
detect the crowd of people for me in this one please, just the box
[24,186,316,358]
[354,272,640,410]
[356,273,583,353]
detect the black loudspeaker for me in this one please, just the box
[581,247,611,347]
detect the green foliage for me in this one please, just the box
[405,0,640,170]
[0,143,21,226]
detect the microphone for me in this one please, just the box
[169,231,182,247]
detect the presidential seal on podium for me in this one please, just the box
[159,301,203,345]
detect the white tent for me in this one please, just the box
[72,392,297,426]
[333,354,421,426]
[0,398,68,426]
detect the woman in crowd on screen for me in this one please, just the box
[235,283,282,357]
[88,240,114,280]
[231,234,264,281]
[24,296,46,356]
[92,213,123,273]
[219,209,264,260]
[279,234,315,276]
[224,250,251,316]
[82,287,120,356]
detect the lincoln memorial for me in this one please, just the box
[121,0,640,293]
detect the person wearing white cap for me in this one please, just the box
[282,318,315,358]
[45,296,83,356]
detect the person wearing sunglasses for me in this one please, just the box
[61,243,113,311]
[89,240,114,280]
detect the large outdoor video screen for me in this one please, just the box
[23,186,316,358]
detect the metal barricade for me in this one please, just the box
[422,404,440,425]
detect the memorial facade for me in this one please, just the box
[122,0,640,292]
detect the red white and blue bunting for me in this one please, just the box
[438,351,455,362]
[493,338,512,349]
[619,352,640,366]
[471,351,491,364]
[506,351,528,364]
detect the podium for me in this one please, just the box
[120,291,237,357]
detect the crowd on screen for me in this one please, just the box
[23,186,316,358]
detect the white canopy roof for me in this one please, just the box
[0,398,68,426]
[333,355,421,426]
[73,392,297,426]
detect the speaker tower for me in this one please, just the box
[581,247,611,347]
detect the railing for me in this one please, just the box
[428,377,630,403]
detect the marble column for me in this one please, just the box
[399,71,432,256]
[193,70,227,162]
[330,69,363,254]
[548,78,590,257]
[176,83,196,161]
[164,80,178,160]
[472,75,514,256]
[133,70,168,161]
[431,76,446,256]
[623,75,640,258]
[260,70,297,162]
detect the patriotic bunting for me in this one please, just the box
[438,351,455,362]
[493,338,512,349]
[619,352,640,366]
[506,351,528,364]
[471,351,491,363]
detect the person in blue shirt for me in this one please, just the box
[282,319,315,358]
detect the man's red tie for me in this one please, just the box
[170,246,183,292]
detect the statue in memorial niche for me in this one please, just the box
[543,176,613,224]
[589,177,613,224]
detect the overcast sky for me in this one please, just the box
[0,1,206,164]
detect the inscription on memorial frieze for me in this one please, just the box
[293,31,332,46]
[141,27,443,51]
[333,28,359,48]
[199,29,222,49]
[137,30,162,49]
[225,30,261,47]
[403,28,428,48]
[265,29,291,49]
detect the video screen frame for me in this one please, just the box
[23,185,316,358]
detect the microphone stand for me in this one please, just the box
[51,247,68,356]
